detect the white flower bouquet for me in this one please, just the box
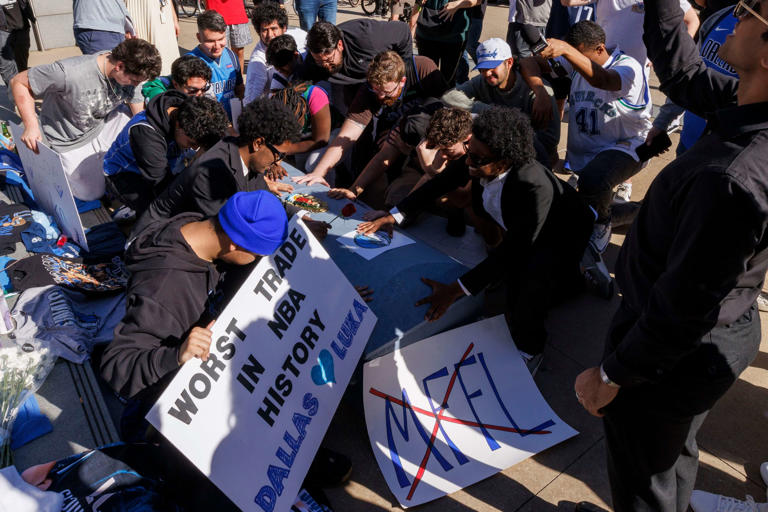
[0,338,56,467]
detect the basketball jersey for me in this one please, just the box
[564,48,652,170]
[188,46,240,119]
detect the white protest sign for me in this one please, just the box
[147,217,377,512]
[8,122,89,251]
[363,315,578,507]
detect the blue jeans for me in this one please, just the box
[295,0,337,31]
[74,28,125,55]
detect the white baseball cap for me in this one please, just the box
[474,38,513,70]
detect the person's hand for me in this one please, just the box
[21,124,42,153]
[265,162,288,181]
[357,213,395,235]
[539,38,573,60]
[293,171,330,187]
[178,320,215,365]
[303,216,331,240]
[439,0,461,21]
[328,187,357,200]
[531,91,554,130]
[415,278,464,321]
[574,366,619,417]
[124,31,134,40]
[355,285,374,302]
[386,126,412,154]
[644,126,669,151]
[265,176,294,194]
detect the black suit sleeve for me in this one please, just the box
[643,0,738,116]
[396,160,471,218]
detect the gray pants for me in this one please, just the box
[575,149,642,224]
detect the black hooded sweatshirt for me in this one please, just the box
[100,213,221,399]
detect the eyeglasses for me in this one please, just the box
[466,151,495,167]
[734,0,768,28]
[265,141,286,164]
[314,46,339,64]
[183,82,211,95]
[367,82,402,100]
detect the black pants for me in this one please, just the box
[416,37,466,87]
[602,301,761,511]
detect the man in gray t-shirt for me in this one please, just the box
[10,39,161,200]
[453,38,560,164]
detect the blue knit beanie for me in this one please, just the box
[218,191,288,255]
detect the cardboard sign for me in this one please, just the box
[8,122,89,251]
[363,316,577,507]
[147,217,377,512]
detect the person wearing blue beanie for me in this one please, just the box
[218,191,288,256]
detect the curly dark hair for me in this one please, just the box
[111,39,161,80]
[472,107,535,169]
[271,86,309,131]
[266,34,298,68]
[565,20,606,49]
[306,21,342,54]
[171,55,212,86]
[175,96,229,150]
[237,96,301,145]
[197,9,227,33]
[251,2,288,32]
[426,107,472,147]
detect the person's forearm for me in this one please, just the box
[311,138,350,177]
[683,6,699,38]
[11,75,38,129]
[560,0,593,6]
[562,47,621,91]
[520,56,547,93]
[129,102,144,115]
[449,0,480,8]
[282,137,327,155]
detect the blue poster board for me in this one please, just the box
[278,164,483,359]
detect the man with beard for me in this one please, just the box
[357,106,594,374]
[294,51,448,187]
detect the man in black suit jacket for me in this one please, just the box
[359,106,595,371]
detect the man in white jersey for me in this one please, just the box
[541,20,651,252]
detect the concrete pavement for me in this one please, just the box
[10,5,768,510]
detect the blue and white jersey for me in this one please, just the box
[562,47,652,170]
[680,7,739,150]
[188,46,241,119]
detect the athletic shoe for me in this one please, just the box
[574,502,610,512]
[519,350,543,376]
[614,182,632,203]
[690,491,768,512]
[758,294,768,313]
[581,243,614,300]
[305,447,352,488]
[590,222,612,254]
[111,204,136,223]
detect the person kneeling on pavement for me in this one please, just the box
[358,106,595,373]
[99,191,351,509]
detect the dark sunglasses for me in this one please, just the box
[466,151,495,167]
[184,82,211,94]
[734,0,768,27]
[265,141,286,163]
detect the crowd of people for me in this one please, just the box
[2,0,768,510]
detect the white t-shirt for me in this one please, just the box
[596,0,691,66]
[562,48,652,170]
[244,27,307,104]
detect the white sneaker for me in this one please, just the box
[757,294,768,313]
[581,243,614,299]
[590,222,612,254]
[614,182,632,203]
[690,491,768,512]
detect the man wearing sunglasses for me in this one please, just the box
[357,106,595,374]
[142,55,216,103]
[570,0,768,510]
[132,97,302,236]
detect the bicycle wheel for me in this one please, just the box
[176,0,198,17]
[347,0,361,7]
[361,0,377,15]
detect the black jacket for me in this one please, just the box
[601,0,768,389]
[134,136,270,235]
[0,0,34,32]
[397,159,594,295]
[100,213,220,399]
[305,19,413,86]
[131,90,187,191]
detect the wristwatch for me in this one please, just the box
[599,364,620,388]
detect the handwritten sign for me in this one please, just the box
[147,217,377,512]
[8,122,89,251]
[363,316,577,507]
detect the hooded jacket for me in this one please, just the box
[103,90,187,191]
[100,213,220,399]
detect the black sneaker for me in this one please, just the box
[305,447,352,488]
[574,502,610,512]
